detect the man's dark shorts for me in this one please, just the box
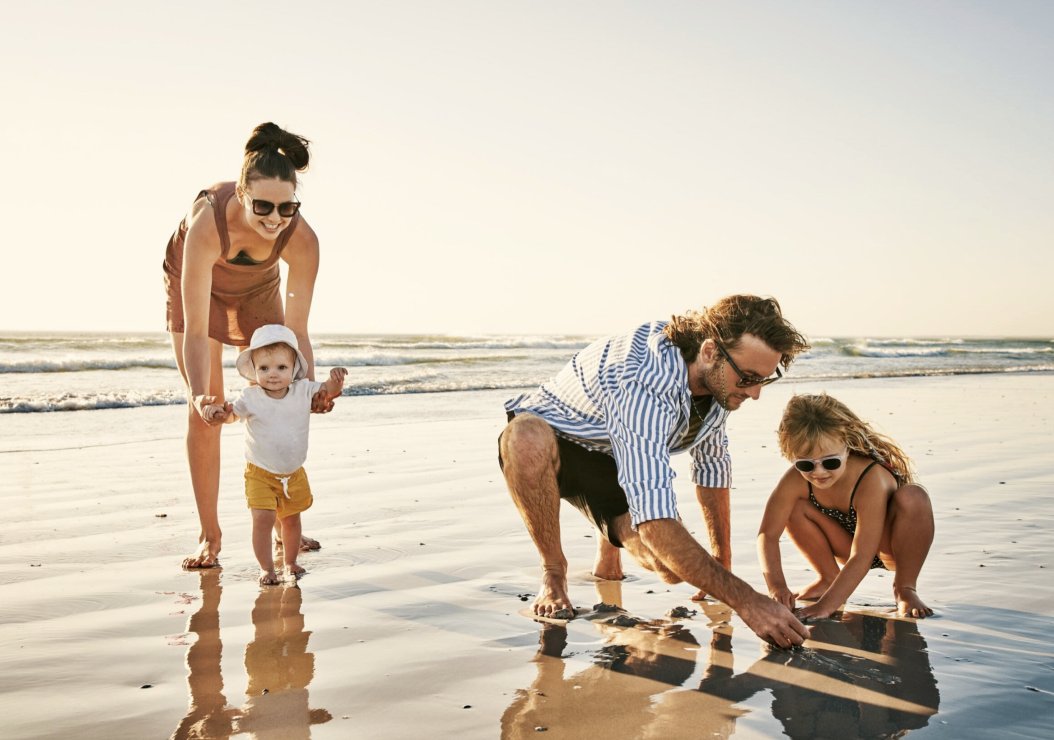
[498,412,628,547]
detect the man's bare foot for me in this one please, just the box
[895,586,933,618]
[795,578,831,601]
[286,563,306,579]
[259,569,280,586]
[182,539,221,569]
[592,540,624,580]
[534,568,573,618]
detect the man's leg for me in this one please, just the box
[593,537,624,580]
[499,414,572,617]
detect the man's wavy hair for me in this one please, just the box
[664,295,809,368]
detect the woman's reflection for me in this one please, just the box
[171,570,236,739]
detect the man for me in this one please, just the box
[498,295,811,648]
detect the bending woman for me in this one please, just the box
[164,122,328,568]
[757,393,934,619]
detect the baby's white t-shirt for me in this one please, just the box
[233,379,324,475]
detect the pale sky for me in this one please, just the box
[3,1,1051,337]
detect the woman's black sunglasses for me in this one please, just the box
[251,198,301,217]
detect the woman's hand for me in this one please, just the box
[311,388,335,414]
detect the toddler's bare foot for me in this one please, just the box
[895,586,933,618]
[259,569,280,586]
[795,578,831,601]
[182,538,221,569]
[286,563,306,579]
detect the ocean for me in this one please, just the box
[1,332,1051,414]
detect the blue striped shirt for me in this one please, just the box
[505,321,731,528]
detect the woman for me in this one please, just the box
[164,122,328,568]
[757,394,934,619]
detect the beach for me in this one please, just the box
[2,372,1053,738]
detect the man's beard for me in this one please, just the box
[702,360,736,410]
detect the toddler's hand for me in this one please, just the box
[329,367,348,386]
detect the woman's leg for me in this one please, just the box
[881,484,935,617]
[786,498,853,600]
[172,332,227,568]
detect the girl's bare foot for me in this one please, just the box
[182,539,221,569]
[259,569,280,586]
[795,577,831,601]
[895,586,933,618]
[287,563,306,579]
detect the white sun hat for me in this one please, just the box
[235,324,309,381]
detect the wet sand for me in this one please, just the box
[1,374,1052,738]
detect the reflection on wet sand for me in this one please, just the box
[171,570,236,739]
[172,574,330,739]
[502,581,939,739]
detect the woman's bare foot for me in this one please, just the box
[534,568,573,618]
[895,585,933,618]
[259,569,280,585]
[182,538,221,569]
[795,577,831,601]
[286,563,306,579]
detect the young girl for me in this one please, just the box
[757,394,934,619]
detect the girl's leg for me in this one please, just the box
[882,484,935,617]
[171,332,227,568]
[252,509,280,585]
[786,498,853,600]
[279,514,306,578]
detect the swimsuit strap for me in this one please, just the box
[848,461,880,510]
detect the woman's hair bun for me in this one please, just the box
[244,122,310,171]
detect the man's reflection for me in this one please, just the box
[502,587,939,739]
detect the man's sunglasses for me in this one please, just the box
[251,198,301,218]
[714,340,782,388]
[793,452,847,473]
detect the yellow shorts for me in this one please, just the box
[244,462,313,519]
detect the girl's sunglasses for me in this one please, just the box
[251,198,301,217]
[793,452,847,473]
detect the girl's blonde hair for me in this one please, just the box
[777,394,916,483]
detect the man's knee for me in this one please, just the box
[500,414,558,474]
